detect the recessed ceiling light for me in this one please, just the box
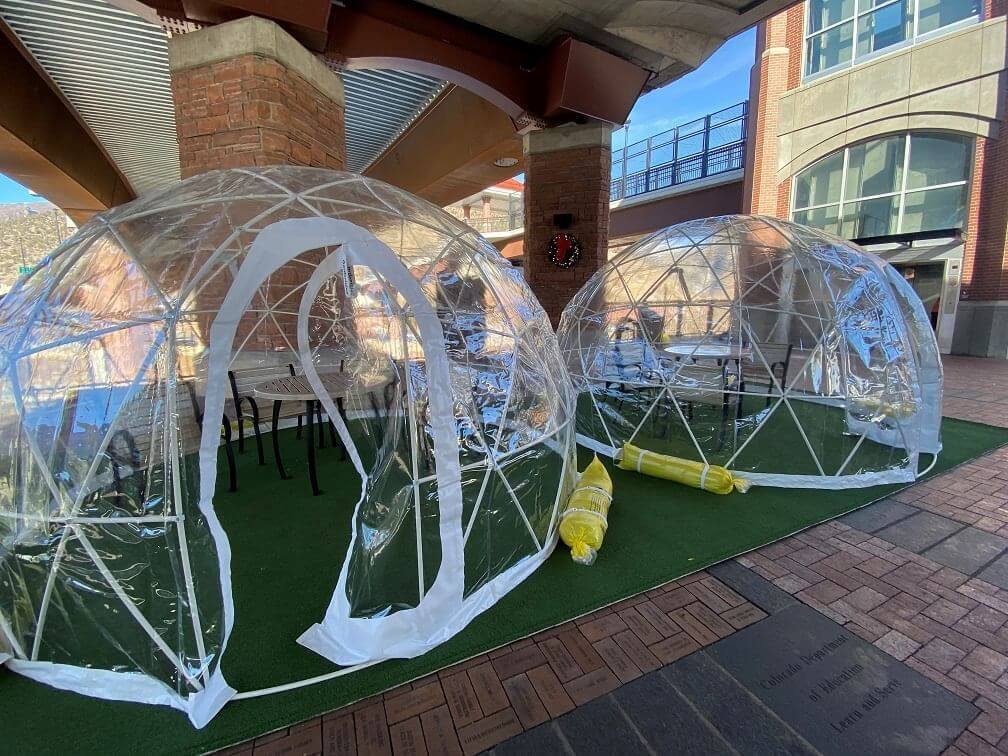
[493,157,519,168]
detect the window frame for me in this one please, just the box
[802,0,981,82]
[790,132,973,238]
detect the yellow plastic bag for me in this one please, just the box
[617,443,750,494]
[559,455,613,565]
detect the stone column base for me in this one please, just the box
[951,300,1008,358]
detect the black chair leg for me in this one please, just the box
[221,420,237,492]
[297,414,303,439]
[336,397,349,461]
[249,405,265,466]
[316,401,325,449]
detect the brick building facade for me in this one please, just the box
[745,0,1008,356]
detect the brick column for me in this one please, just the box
[742,7,803,217]
[523,122,613,325]
[168,15,345,177]
[953,135,1008,356]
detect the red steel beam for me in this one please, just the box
[139,0,651,124]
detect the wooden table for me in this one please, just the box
[253,373,385,496]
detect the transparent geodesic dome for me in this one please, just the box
[558,215,941,489]
[0,167,575,726]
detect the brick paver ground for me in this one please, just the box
[218,357,1008,756]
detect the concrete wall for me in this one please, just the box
[776,16,1007,182]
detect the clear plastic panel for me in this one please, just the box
[558,215,941,486]
[0,167,575,725]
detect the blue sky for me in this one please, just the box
[615,28,755,150]
[0,29,755,203]
[0,173,44,204]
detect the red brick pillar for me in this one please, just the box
[523,122,613,325]
[742,7,803,217]
[167,16,346,177]
[954,135,1008,356]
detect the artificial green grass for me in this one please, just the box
[3,417,1007,755]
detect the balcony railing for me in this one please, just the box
[447,209,523,235]
[611,101,748,202]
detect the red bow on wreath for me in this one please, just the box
[549,232,581,268]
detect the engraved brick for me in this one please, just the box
[354,702,392,756]
[491,644,547,679]
[440,671,483,728]
[613,629,662,672]
[579,613,629,642]
[685,582,733,613]
[564,665,621,705]
[635,600,681,638]
[556,628,605,672]
[685,601,735,639]
[419,705,461,756]
[389,717,427,756]
[539,636,584,682]
[618,606,665,645]
[594,636,642,683]
[668,606,720,645]
[700,577,747,607]
[721,603,767,629]
[502,673,549,729]
[467,662,509,715]
[651,587,695,613]
[384,682,445,725]
[322,714,356,756]
[650,632,701,665]
[253,726,322,756]
[526,664,575,717]
[456,709,523,756]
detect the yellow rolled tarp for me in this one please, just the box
[617,442,750,494]
[559,455,613,565]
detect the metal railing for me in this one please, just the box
[446,209,523,234]
[611,101,748,202]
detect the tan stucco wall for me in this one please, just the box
[776,16,1006,182]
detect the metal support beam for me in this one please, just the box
[0,20,134,223]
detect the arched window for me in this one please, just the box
[791,132,973,239]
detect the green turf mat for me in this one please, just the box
[3,416,1007,755]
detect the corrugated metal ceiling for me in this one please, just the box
[0,0,446,193]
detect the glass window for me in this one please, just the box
[855,0,911,57]
[794,152,844,208]
[906,134,972,189]
[792,132,972,238]
[840,195,900,237]
[809,0,856,32]
[845,135,904,199]
[917,0,980,34]
[901,184,969,232]
[794,205,842,235]
[805,0,979,77]
[806,22,855,75]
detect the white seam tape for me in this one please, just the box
[635,449,644,473]
[573,484,612,502]
[700,464,710,489]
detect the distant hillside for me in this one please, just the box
[0,206,73,291]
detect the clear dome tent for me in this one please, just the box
[0,167,576,726]
[558,215,941,489]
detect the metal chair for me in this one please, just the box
[737,342,793,417]
[184,380,237,492]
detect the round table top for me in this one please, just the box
[253,372,388,402]
[662,340,752,360]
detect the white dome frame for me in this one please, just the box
[0,170,575,727]
[559,215,943,489]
